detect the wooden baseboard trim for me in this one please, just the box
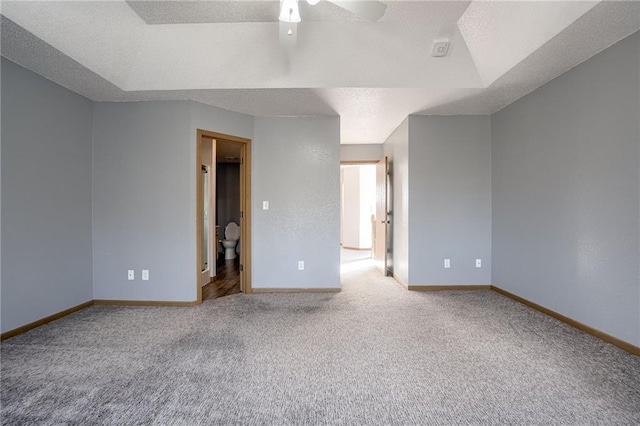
[252,288,341,294]
[409,285,491,291]
[93,299,198,307]
[491,286,640,357]
[391,277,490,292]
[7,288,635,356]
[392,274,409,289]
[1,300,94,341]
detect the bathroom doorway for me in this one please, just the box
[196,130,252,303]
[207,141,242,300]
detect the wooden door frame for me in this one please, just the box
[196,129,252,303]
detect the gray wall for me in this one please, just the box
[0,59,2,324]
[189,101,254,142]
[491,32,640,346]
[253,117,341,289]
[1,58,93,332]
[92,101,193,301]
[383,119,409,284]
[340,144,383,162]
[408,116,492,285]
[93,101,253,302]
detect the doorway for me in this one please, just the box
[341,164,376,251]
[339,158,391,276]
[340,162,377,270]
[196,130,252,303]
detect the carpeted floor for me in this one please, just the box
[2,254,639,425]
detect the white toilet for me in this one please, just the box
[221,222,240,260]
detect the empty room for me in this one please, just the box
[1,0,639,424]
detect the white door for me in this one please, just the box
[374,157,388,275]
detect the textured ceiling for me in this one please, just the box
[1,1,639,144]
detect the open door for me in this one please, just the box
[238,141,250,293]
[374,156,388,275]
[197,129,252,303]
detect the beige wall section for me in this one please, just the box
[341,166,361,248]
[341,165,376,249]
[201,138,212,168]
[340,144,383,162]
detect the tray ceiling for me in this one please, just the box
[1,0,639,144]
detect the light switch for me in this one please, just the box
[263,201,269,210]
[475,259,482,268]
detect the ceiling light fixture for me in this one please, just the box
[306,0,320,5]
[279,0,301,24]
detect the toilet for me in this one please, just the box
[221,222,240,260]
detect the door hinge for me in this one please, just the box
[241,157,244,164]
[240,264,244,272]
[240,211,244,218]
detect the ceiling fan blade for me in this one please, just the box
[328,0,388,21]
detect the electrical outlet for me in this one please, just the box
[127,270,135,280]
[444,259,451,269]
[298,261,304,271]
[475,259,482,268]
[142,269,149,280]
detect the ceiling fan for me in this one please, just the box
[279,0,388,35]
